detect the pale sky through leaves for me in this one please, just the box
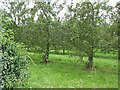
[28,0,119,20]
[0,0,119,20]
[57,0,119,19]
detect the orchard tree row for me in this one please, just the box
[1,0,119,70]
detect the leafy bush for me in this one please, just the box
[1,16,28,88]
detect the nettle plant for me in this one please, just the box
[1,16,28,88]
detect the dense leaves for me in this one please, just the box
[1,16,28,88]
[64,1,117,69]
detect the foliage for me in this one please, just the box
[1,16,28,88]
[0,14,2,88]
[1,0,118,67]
[63,1,117,69]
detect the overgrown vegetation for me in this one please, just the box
[1,16,28,88]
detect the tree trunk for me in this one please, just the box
[117,3,120,88]
[45,42,49,63]
[88,4,94,70]
[88,49,93,70]
[45,19,50,63]
[118,16,120,88]
[118,23,120,88]
[118,26,120,61]
[118,18,120,90]
[63,48,65,55]
[45,23,50,63]
[118,47,120,62]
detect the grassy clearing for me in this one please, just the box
[23,52,118,88]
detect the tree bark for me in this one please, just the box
[88,48,93,70]
[45,22,50,63]
[45,42,49,63]
[63,48,65,55]
[45,27,50,63]
[118,24,120,61]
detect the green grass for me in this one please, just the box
[23,52,118,88]
[50,49,118,59]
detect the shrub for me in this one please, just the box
[1,16,28,88]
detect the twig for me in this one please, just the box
[26,54,41,87]
[26,54,37,67]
